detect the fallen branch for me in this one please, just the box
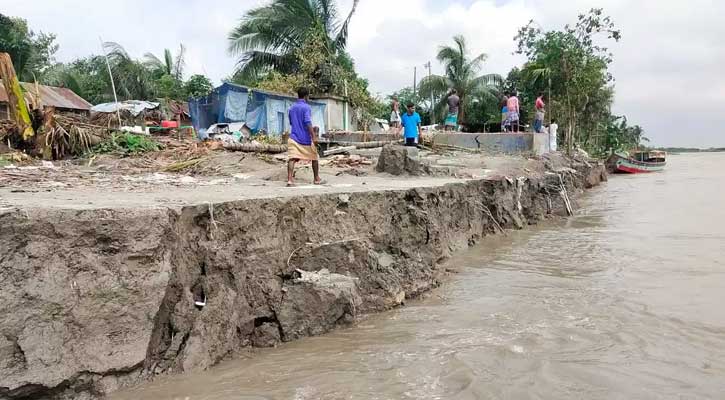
[477,204,506,235]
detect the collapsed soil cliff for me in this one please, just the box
[0,156,607,400]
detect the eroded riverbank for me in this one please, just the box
[108,153,725,400]
[0,150,606,399]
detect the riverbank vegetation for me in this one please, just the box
[2,5,645,156]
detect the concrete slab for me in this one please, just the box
[429,133,534,154]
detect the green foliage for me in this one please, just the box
[102,42,157,100]
[155,74,185,99]
[144,45,185,80]
[39,40,213,103]
[598,115,647,157]
[514,8,622,153]
[93,132,162,155]
[228,0,359,81]
[185,74,214,98]
[418,35,502,126]
[0,13,59,81]
[386,87,431,125]
[0,15,210,104]
[253,29,380,129]
[43,56,113,104]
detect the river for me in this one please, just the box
[111,153,725,400]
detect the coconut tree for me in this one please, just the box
[228,0,359,81]
[143,44,185,80]
[102,42,155,100]
[419,35,502,125]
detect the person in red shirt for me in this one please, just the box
[534,93,546,133]
[506,92,520,132]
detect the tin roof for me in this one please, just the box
[0,80,92,111]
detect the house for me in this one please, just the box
[189,83,327,136]
[0,81,92,119]
[245,88,327,135]
[188,82,249,132]
[310,94,355,132]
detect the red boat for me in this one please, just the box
[607,150,667,173]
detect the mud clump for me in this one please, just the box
[376,145,421,175]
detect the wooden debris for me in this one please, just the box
[323,146,356,156]
[162,158,206,173]
[223,142,287,153]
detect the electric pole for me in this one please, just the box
[424,61,433,112]
[413,66,417,100]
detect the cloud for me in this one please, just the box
[2,0,723,146]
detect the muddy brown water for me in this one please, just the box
[111,153,725,400]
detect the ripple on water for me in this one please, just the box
[111,154,725,400]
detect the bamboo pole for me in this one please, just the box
[99,38,122,127]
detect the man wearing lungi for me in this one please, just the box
[287,87,323,186]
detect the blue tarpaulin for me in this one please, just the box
[189,84,327,136]
[188,83,249,132]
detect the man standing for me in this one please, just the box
[287,87,323,186]
[390,96,401,132]
[445,89,460,131]
[501,95,509,132]
[400,103,421,146]
[548,118,558,152]
[534,93,545,133]
[506,91,520,132]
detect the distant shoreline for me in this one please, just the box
[654,147,725,153]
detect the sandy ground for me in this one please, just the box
[0,145,549,210]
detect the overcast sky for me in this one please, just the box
[2,0,723,147]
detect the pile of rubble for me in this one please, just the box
[325,153,373,167]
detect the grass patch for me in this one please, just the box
[93,132,162,156]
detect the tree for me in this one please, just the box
[155,74,185,100]
[228,0,359,81]
[43,56,112,104]
[102,42,156,101]
[601,115,647,156]
[0,14,58,81]
[144,44,185,80]
[387,87,432,125]
[185,74,214,98]
[419,35,502,125]
[515,8,621,153]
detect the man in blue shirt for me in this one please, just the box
[287,87,322,186]
[400,103,421,147]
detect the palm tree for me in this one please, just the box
[522,61,552,121]
[143,44,185,80]
[103,42,155,100]
[228,0,359,81]
[419,35,502,125]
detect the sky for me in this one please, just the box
[2,0,723,147]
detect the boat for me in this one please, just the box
[607,150,666,173]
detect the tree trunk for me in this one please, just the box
[0,52,34,140]
[458,94,465,128]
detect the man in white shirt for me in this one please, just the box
[548,119,558,152]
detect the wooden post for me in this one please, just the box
[0,52,34,140]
